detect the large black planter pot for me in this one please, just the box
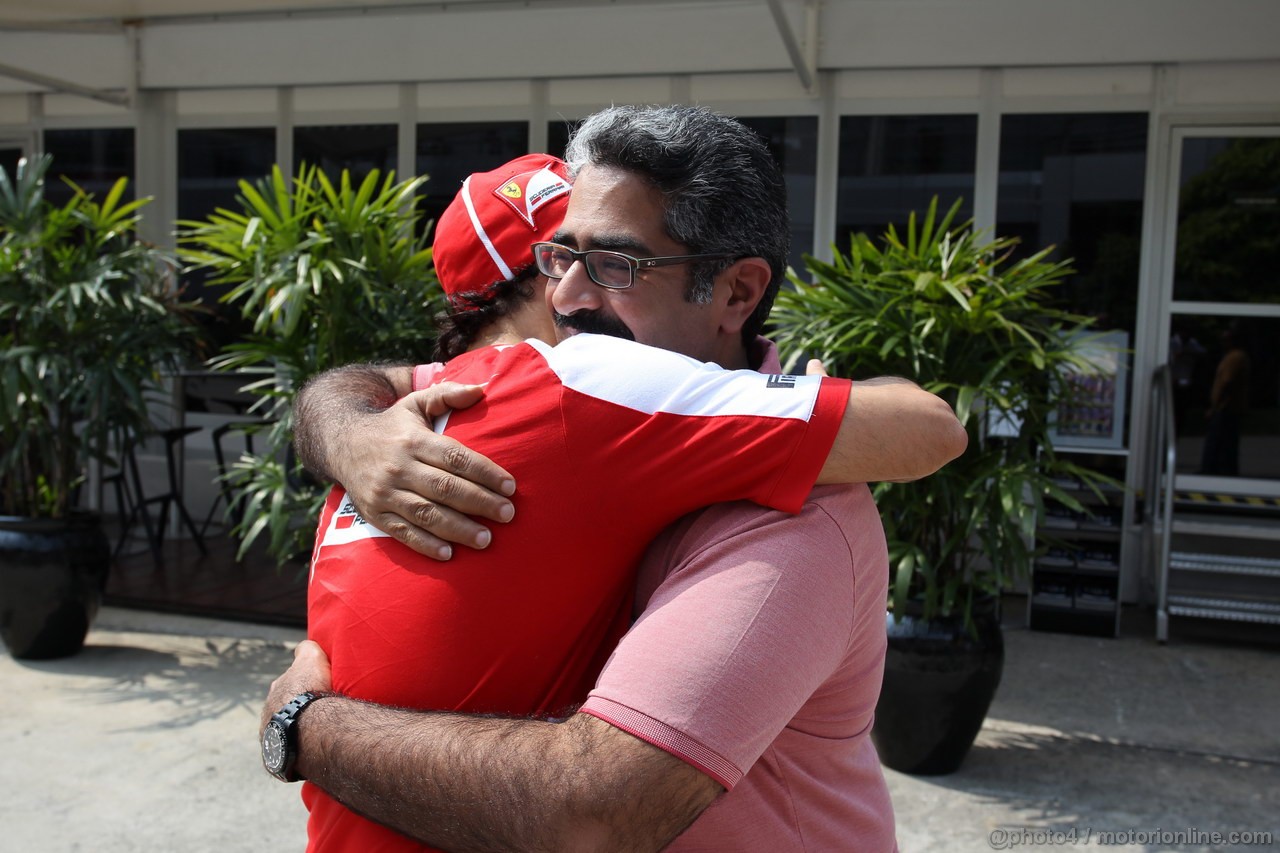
[0,514,111,660]
[870,599,1004,775]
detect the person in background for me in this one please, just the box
[1200,320,1251,476]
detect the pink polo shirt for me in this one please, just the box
[580,342,897,852]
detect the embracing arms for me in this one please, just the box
[291,359,966,558]
[264,643,721,853]
[292,364,517,560]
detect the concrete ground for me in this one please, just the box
[2,604,1277,853]
[890,607,1280,852]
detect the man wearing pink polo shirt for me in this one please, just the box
[264,105,966,852]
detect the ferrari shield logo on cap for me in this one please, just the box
[492,166,572,228]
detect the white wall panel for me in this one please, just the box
[294,84,400,113]
[0,31,132,92]
[1002,66,1154,99]
[819,0,1280,69]
[690,72,813,106]
[1175,62,1280,106]
[417,80,530,111]
[0,94,31,124]
[548,77,679,113]
[139,3,788,89]
[3,0,1278,100]
[43,94,133,119]
[177,88,278,116]
[837,68,982,102]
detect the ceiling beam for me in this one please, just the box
[0,60,130,107]
[0,19,123,33]
[764,0,818,92]
[1,0,731,30]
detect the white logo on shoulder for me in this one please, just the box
[320,493,392,547]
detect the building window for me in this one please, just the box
[178,127,277,343]
[1173,136,1280,305]
[837,114,978,248]
[1,144,21,184]
[178,127,276,224]
[294,123,397,187]
[1169,314,1279,479]
[997,113,1148,335]
[416,122,528,232]
[547,120,577,161]
[42,128,135,206]
[1168,134,1280,479]
[739,116,819,275]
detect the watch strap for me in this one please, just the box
[279,690,320,720]
[266,690,324,782]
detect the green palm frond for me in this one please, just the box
[175,162,447,564]
[773,197,1118,626]
[1,155,203,518]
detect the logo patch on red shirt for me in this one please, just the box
[320,492,391,546]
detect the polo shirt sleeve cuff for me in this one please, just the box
[579,696,744,790]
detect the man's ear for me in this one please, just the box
[715,257,772,336]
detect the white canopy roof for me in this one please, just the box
[1,1,1277,107]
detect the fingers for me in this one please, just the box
[349,434,518,550]
[333,393,520,559]
[805,358,828,377]
[369,498,510,561]
[399,391,517,499]
[405,382,486,418]
[413,433,517,504]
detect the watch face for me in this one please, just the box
[262,721,287,773]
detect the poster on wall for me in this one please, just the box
[1049,330,1130,450]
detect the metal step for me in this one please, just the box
[1169,512,1280,541]
[1169,551,1280,578]
[1167,595,1280,626]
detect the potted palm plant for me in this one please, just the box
[0,155,201,659]
[772,198,1111,774]
[176,164,446,564]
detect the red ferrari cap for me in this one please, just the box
[432,153,573,299]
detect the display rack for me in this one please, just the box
[1027,448,1130,637]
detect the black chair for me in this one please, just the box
[201,417,272,537]
[112,427,208,566]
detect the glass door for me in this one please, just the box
[1162,127,1280,487]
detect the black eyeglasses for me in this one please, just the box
[531,241,733,290]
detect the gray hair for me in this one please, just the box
[564,105,789,343]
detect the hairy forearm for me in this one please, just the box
[292,363,413,482]
[298,699,718,853]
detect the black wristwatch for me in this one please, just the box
[262,691,323,782]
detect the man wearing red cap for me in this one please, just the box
[297,152,943,851]
[267,108,966,852]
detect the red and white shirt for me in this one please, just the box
[304,333,850,852]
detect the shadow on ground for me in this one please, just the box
[14,635,295,730]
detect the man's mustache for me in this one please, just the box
[553,310,636,341]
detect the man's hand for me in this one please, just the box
[294,366,520,561]
[335,383,518,560]
[260,640,333,738]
